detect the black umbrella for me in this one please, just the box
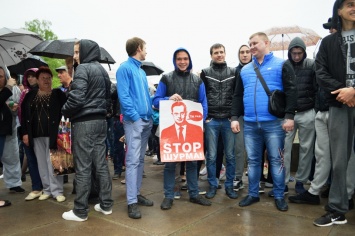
[8,55,48,75]
[141,61,164,76]
[29,38,115,64]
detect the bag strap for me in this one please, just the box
[253,62,272,96]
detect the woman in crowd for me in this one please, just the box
[21,66,67,202]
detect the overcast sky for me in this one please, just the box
[1,0,335,74]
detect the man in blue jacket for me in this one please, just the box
[116,37,153,219]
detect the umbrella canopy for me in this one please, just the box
[0,27,43,66]
[8,55,48,75]
[141,61,164,76]
[29,38,115,64]
[265,25,321,52]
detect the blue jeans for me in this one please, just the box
[205,118,236,188]
[112,118,125,174]
[244,120,286,199]
[123,118,152,205]
[23,143,42,191]
[164,161,198,198]
[72,120,113,218]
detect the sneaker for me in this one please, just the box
[25,191,42,201]
[128,203,141,219]
[39,194,50,200]
[205,186,217,199]
[9,186,25,194]
[112,173,120,180]
[62,210,87,222]
[288,191,320,205]
[226,187,238,199]
[295,182,306,194]
[199,166,207,175]
[180,183,188,190]
[121,179,126,184]
[160,198,173,210]
[198,189,206,195]
[265,182,273,188]
[190,195,211,206]
[56,195,66,202]
[259,183,265,194]
[233,178,244,191]
[313,212,347,227]
[174,191,182,199]
[137,195,154,206]
[94,204,112,215]
[268,185,288,197]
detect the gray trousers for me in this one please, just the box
[1,119,22,188]
[328,106,355,214]
[309,111,331,195]
[235,116,246,179]
[346,136,355,200]
[284,109,316,184]
[33,137,63,197]
[72,120,113,218]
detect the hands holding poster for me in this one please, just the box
[159,100,204,162]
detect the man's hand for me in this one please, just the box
[231,120,240,133]
[169,93,183,101]
[6,78,16,87]
[23,135,29,146]
[331,87,355,105]
[282,119,294,132]
[347,96,355,107]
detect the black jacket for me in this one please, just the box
[316,31,346,107]
[21,88,66,149]
[200,62,236,118]
[62,39,111,122]
[0,87,13,136]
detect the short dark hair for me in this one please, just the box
[209,43,225,55]
[36,66,53,79]
[126,37,146,57]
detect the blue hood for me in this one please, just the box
[173,47,193,72]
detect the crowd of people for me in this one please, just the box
[1,0,355,228]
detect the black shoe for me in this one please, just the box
[9,186,25,194]
[295,182,306,194]
[239,195,260,207]
[275,198,288,211]
[190,195,211,206]
[205,186,217,199]
[321,187,330,198]
[288,191,320,205]
[128,203,141,219]
[160,198,173,210]
[225,187,238,199]
[313,211,347,226]
[180,184,188,190]
[137,195,154,206]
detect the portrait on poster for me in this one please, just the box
[159,100,204,162]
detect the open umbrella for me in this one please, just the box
[29,38,115,64]
[141,61,164,76]
[264,25,321,58]
[0,27,43,66]
[8,55,48,75]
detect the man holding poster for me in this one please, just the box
[153,48,211,210]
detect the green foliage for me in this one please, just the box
[24,19,64,89]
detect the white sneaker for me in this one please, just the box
[62,210,88,222]
[38,194,50,200]
[199,166,207,175]
[25,191,42,201]
[0,174,3,179]
[56,195,66,202]
[94,204,112,215]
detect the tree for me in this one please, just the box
[24,19,63,88]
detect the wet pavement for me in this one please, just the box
[1,155,354,236]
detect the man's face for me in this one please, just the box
[27,73,37,86]
[73,44,80,65]
[338,0,355,23]
[172,105,186,125]
[57,70,70,85]
[175,51,190,72]
[137,44,147,61]
[0,69,5,89]
[249,35,268,59]
[37,72,52,90]
[211,47,225,64]
[290,48,304,63]
[239,46,251,64]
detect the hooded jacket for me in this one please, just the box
[316,0,349,107]
[153,48,208,120]
[18,68,38,123]
[287,37,317,112]
[0,65,13,135]
[200,61,236,119]
[62,39,111,122]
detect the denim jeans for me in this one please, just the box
[205,118,236,188]
[112,118,125,174]
[123,118,152,205]
[244,119,286,199]
[72,120,113,218]
[23,143,42,191]
[164,161,198,198]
